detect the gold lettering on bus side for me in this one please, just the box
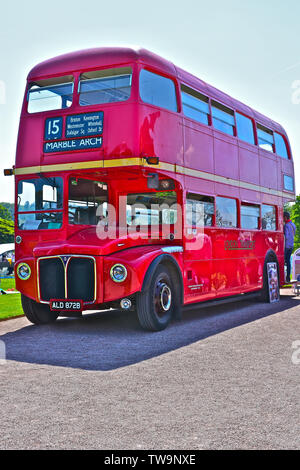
[224,240,255,250]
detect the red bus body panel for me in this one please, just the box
[14,47,295,308]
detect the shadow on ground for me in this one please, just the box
[1,293,299,371]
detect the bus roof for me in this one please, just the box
[27,46,286,136]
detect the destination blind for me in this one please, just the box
[44,111,103,153]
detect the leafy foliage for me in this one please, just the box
[0,203,14,243]
[291,195,300,251]
[285,196,300,251]
[0,202,14,220]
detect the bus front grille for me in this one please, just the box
[38,256,96,303]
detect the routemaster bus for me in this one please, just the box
[5,47,296,331]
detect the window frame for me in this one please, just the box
[27,76,74,114]
[211,100,236,137]
[283,174,294,193]
[16,175,64,231]
[125,190,178,227]
[67,175,109,227]
[235,111,256,145]
[180,84,211,126]
[139,68,179,113]
[240,202,261,230]
[78,66,133,107]
[256,123,275,153]
[215,195,238,229]
[185,192,215,228]
[261,204,277,231]
[274,132,289,159]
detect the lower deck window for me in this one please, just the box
[126,192,177,226]
[216,197,237,228]
[186,194,214,227]
[262,205,276,230]
[241,204,260,229]
[68,178,108,225]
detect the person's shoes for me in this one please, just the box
[286,278,291,284]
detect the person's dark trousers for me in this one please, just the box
[284,247,293,282]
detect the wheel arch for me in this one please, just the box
[141,254,184,316]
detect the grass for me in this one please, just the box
[0,277,23,320]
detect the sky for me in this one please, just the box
[0,0,299,202]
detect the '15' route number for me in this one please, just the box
[45,117,63,140]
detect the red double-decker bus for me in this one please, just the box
[6,47,295,331]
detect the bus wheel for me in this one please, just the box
[136,265,175,331]
[259,254,279,303]
[21,294,59,325]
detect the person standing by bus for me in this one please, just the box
[283,211,296,283]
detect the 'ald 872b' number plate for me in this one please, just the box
[50,300,83,311]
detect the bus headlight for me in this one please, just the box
[17,263,31,281]
[110,264,127,283]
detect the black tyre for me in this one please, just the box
[259,253,280,303]
[136,265,177,331]
[21,294,59,325]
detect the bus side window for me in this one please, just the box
[257,124,274,152]
[186,194,214,227]
[261,204,276,230]
[236,112,255,145]
[241,203,260,229]
[211,101,235,136]
[274,132,289,159]
[139,69,178,112]
[181,85,210,125]
[216,197,237,228]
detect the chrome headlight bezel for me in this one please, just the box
[110,264,128,283]
[16,262,31,281]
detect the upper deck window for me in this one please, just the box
[79,67,132,106]
[139,69,177,112]
[27,76,73,114]
[274,132,289,159]
[257,124,274,152]
[211,101,235,136]
[181,85,210,125]
[236,112,255,145]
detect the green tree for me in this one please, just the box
[0,203,14,243]
[0,204,12,220]
[290,195,300,251]
[0,218,14,243]
[0,202,14,220]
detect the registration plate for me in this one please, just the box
[50,299,83,311]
